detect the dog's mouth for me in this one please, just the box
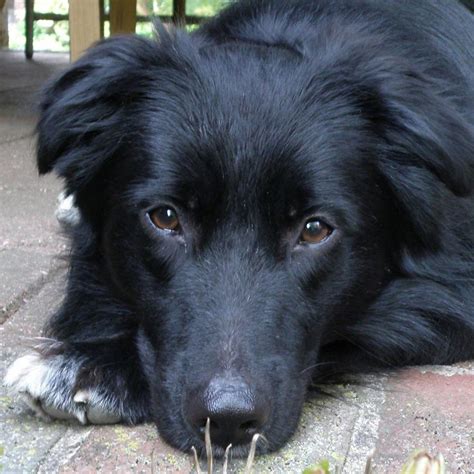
[191,418,267,472]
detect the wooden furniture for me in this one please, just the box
[24,0,199,61]
[21,1,474,61]
[69,0,103,62]
[109,0,137,35]
[0,0,7,48]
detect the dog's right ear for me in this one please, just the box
[36,35,161,193]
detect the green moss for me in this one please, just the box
[302,459,330,474]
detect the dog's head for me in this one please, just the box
[37,29,474,454]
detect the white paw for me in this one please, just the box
[4,353,121,425]
[55,191,81,227]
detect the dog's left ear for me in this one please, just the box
[374,72,474,246]
[36,35,160,193]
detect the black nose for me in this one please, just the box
[185,376,270,447]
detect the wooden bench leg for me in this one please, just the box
[69,0,102,62]
[109,0,136,35]
[0,0,9,49]
[173,0,186,25]
[25,0,34,59]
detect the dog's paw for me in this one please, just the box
[55,191,81,227]
[4,353,121,425]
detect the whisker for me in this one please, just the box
[299,361,334,375]
[191,446,202,474]
[364,449,375,474]
[244,433,261,474]
[205,417,213,474]
[223,444,232,474]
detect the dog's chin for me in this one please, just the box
[196,440,270,459]
[152,402,298,457]
[162,428,279,458]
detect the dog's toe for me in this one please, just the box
[19,391,53,421]
[4,353,50,397]
[73,389,121,424]
[41,400,86,423]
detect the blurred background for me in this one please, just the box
[1,0,230,54]
[1,0,473,57]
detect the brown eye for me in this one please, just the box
[149,207,180,231]
[300,219,333,244]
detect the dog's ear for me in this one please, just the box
[374,71,474,247]
[37,35,160,193]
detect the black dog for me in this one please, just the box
[5,0,474,456]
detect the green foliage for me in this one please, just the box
[302,460,331,474]
[8,0,230,52]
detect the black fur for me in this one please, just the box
[35,0,474,455]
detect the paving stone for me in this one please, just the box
[0,272,66,366]
[58,425,192,474]
[0,111,36,144]
[373,365,474,473]
[0,51,68,92]
[0,136,60,192]
[0,134,65,323]
[0,275,70,474]
[0,51,68,144]
[0,178,64,251]
[0,134,63,251]
[0,248,64,322]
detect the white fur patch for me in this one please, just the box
[4,353,51,399]
[4,353,121,425]
[55,191,81,226]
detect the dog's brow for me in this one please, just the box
[199,38,303,59]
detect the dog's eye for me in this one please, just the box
[149,207,180,232]
[300,219,332,244]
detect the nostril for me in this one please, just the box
[196,418,219,434]
[239,419,260,433]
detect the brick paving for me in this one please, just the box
[0,51,473,473]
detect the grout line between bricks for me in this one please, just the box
[0,84,43,94]
[340,402,359,473]
[341,376,387,473]
[0,263,66,325]
[0,241,65,251]
[36,426,94,474]
[0,133,35,146]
